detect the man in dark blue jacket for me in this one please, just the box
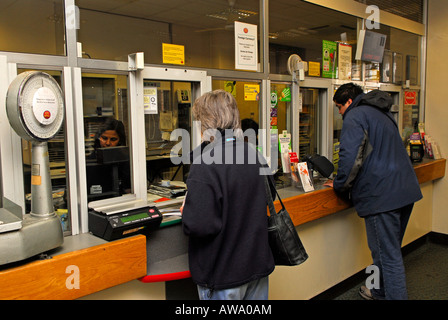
[331,83,422,300]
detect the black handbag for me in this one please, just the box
[265,176,309,266]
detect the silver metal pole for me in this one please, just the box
[30,141,55,218]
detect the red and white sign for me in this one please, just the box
[404,90,417,106]
[32,87,58,125]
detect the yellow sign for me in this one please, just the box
[308,61,321,77]
[244,84,260,101]
[162,43,185,65]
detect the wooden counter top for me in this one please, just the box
[274,158,446,227]
[0,234,146,300]
[137,158,446,284]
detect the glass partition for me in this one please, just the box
[269,1,358,75]
[270,82,290,188]
[144,80,192,185]
[142,79,195,204]
[82,73,131,203]
[76,0,260,70]
[365,24,422,85]
[272,84,322,189]
[299,88,320,158]
[212,79,261,128]
[0,0,65,55]
[402,89,420,139]
[268,0,422,88]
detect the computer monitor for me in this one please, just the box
[96,146,129,164]
[86,146,130,201]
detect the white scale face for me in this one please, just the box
[6,71,64,141]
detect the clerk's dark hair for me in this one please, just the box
[93,117,127,149]
[333,83,364,105]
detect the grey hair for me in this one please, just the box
[192,89,242,140]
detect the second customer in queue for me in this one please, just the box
[181,89,275,300]
[329,83,422,300]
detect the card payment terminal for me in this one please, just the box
[89,201,162,241]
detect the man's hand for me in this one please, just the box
[323,179,334,188]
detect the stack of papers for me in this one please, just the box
[148,184,187,198]
[158,208,182,217]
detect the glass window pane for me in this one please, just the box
[212,79,262,158]
[271,84,321,189]
[269,1,358,75]
[76,0,260,70]
[354,0,423,23]
[0,0,65,55]
[82,73,131,202]
[365,24,421,85]
[212,79,261,126]
[145,81,191,180]
[269,1,422,84]
[333,94,343,173]
[270,82,290,188]
[402,89,420,139]
[18,69,70,234]
[299,88,319,158]
[145,80,191,201]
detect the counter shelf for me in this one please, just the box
[138,158,446,283]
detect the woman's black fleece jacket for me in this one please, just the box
[182,134,275,290]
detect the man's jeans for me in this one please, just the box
[364,204,414,300]
[197,277,269,300]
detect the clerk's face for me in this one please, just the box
[99,130,120,147]
[335,98,352,115]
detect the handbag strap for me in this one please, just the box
[264,175,286,216]
[254,148,286,215]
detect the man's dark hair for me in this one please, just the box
[241,118,259,132]
[333,83,364,105]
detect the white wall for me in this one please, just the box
[426,0,448,235]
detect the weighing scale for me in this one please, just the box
[88,200,162,241]
[1,71,65,265]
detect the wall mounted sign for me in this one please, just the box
[235,21,258,71]
[162,43,185,65]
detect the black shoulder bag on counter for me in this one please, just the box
[265,176,308,266]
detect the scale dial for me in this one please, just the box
[6,71,64,141]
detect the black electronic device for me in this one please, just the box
[410,143,424,162]
[86,163,120,201]
[303,154,334,178]
[88,205,162,241]
[96,146,130,164]
[86,146,131,201]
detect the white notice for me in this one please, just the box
[32,87,58,125]
[143,86,158,114]
[297,162,314,192]
[234,21,258,71]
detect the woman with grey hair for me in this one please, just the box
[181,89,275,300]
[192,89,242,139]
